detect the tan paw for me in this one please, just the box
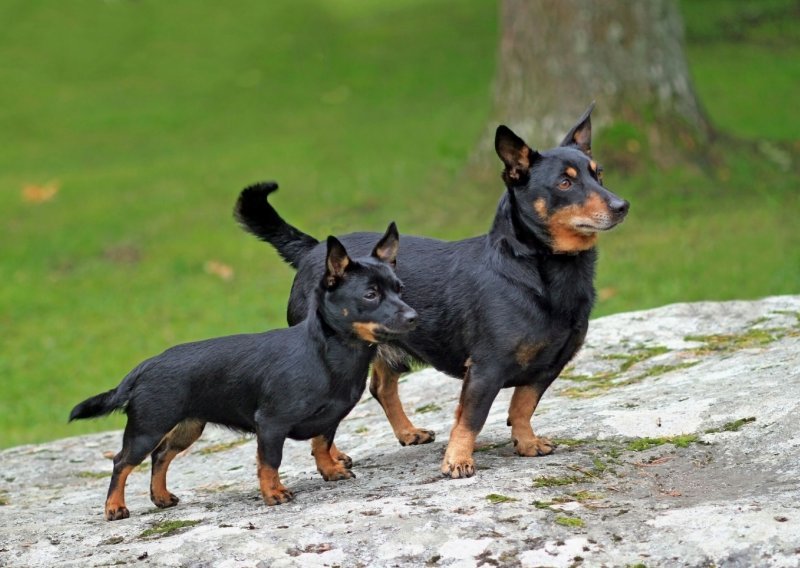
[331,450,353,469]
[397,428,436,446]
[440,455,475,479]
[513,435,555,457]
[104,504,130,521]
[150,491,180,508]
[262,486,295,506]
[318,464,356,482]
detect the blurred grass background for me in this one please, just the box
[1,0,798,447]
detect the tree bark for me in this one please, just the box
[484,0,711,161]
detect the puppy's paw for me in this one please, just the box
[150,491,180,509]
[513,435,555,457]
[318,464,356,482]
[397,428,436,446]
[262,486,294,506]
[440,455,475,479]
[104,505,130,521]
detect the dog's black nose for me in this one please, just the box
[610,198,629,217]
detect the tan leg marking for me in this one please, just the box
[149,420,205,508]
[105,464,134,521]
[441,403,478,479]
[311,436,355,481]
[507,385,554,457]
[370,359,435,446]
[257,455,293,506]
[329,442,352,469]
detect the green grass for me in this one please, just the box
[1,1,799,447]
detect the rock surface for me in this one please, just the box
[2,296,800,568]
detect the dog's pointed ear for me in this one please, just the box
[325,236,351,287]
[372,221,399,267]
[560,102,594,156]
[496,125,538,185]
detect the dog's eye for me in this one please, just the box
[557,179,572,190]
[363,289,379,301]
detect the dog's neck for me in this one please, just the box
[489,191,553,257]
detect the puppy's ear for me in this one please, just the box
[325,236,350,287]
[372,222,399,267]
[496,125,539,185]
[560,102,594,157]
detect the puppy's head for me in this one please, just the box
[321,223,416,343]
[495,103,629,253]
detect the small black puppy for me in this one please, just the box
[70,224,416,520]
[235,104,628,479]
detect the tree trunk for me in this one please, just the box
[482,0,711,166]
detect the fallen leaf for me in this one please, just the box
[204,260,234,281]
[22,181,60,203]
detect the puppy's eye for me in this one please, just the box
[363,289,379,301]
[557,179,572,190]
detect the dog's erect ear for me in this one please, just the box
[325,236,351,287]
[496,125,538,185]
[372,222,399,267]
[560,102,594,156]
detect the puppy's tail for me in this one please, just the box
[68,367,140,422]
[234,181,319,269]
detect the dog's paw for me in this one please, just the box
[331,449,353,469]
[440,456,475,479]
[262,486,294,506]
[150,491,180,509]
[104,505,130,521]
[398,428,436,447]
[513,435,555,457]
[318,464,356,482]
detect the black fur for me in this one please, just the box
[235,104,629,477]
[70,226,416,519]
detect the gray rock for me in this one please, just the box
[1,296,799,567]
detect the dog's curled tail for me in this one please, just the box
[68,368,139,421]
[234,181,319,270]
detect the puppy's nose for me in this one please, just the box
[402,309,418,327]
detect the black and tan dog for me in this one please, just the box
[235,104,628,478]
[70,225,417,520]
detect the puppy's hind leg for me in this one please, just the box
[150,419,206,508]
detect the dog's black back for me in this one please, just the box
[235,104,629,477]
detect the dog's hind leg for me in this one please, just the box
[311,434,355,481]
[507,385,554,457]
[105,416,176,521]
[149,419,206,508]
[369,358,435,446]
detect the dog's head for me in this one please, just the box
[495,104,629,253]
[320,223,417,343]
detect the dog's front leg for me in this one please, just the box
[441,363,502,479]
[507,385,554,457]
[255,429,293,505]
[311,432,355,481]
[369,358,436,446]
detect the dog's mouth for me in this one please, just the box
[574,220,619,233]
[352,322,415,344]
